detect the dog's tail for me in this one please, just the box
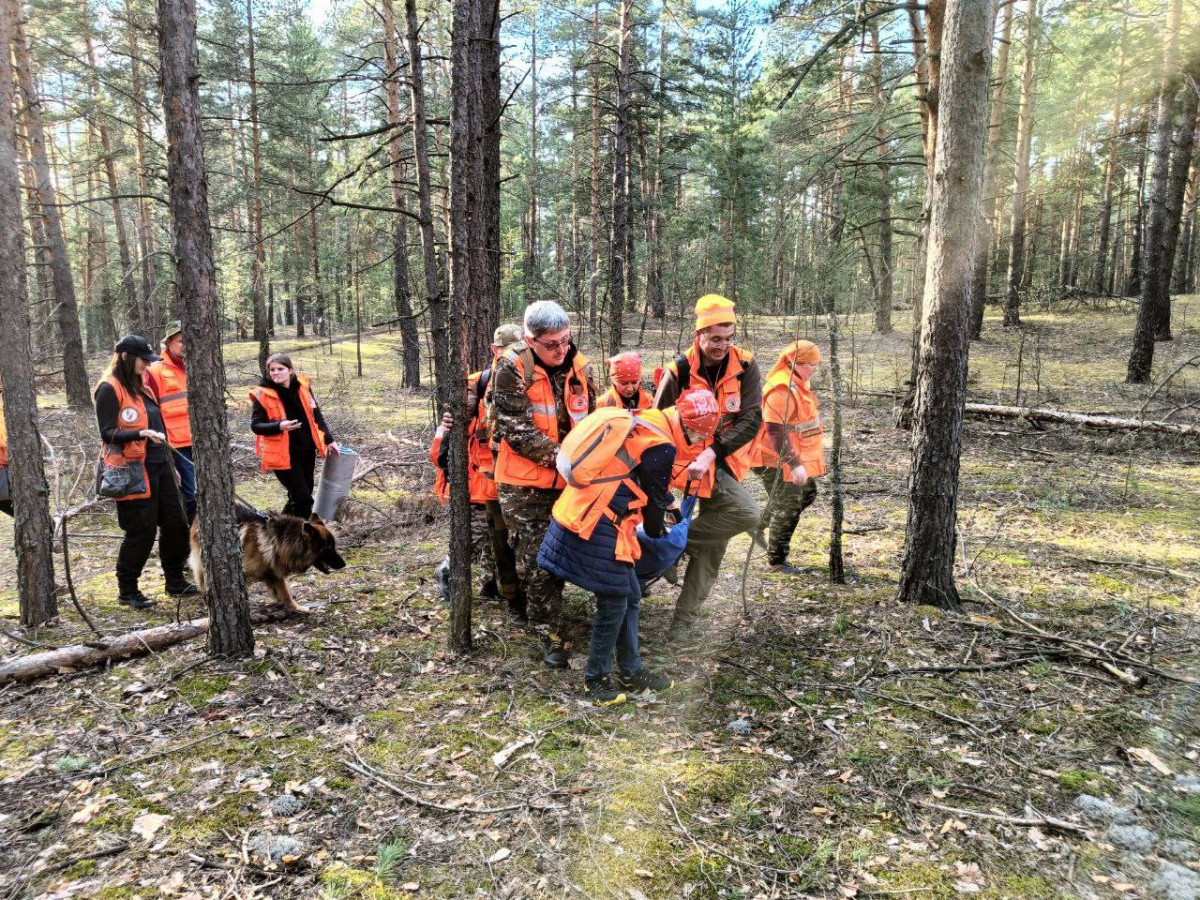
[234,495,271,524]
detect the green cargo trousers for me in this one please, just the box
[672,469,762,627]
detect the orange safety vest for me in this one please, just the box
[147,354,191,447]
[662,344,756,483]
[596,385,653,411]
[431,372,497,504]
[249,376,327,472]
[748,370,826,477]
[97,375,152,501]
[550,408,675,564]
[493,343,592,490]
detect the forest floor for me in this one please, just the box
[2,298,1200,900]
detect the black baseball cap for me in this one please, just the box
[114,334,162,362]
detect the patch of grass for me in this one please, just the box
[174,672,232,705]
[1057,769,1113,794]
[374,840,407,881]
[54,754,93,774]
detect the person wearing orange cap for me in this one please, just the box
[597,352,653,411]
[537,389,720,705]
[748,341,825,575]
[653,294,763,644]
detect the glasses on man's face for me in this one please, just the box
[532,334,572,352]
[702,333,735,347]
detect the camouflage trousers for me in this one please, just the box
[498,484,564,636]
[754,467,818,566]
[484,499,520,602]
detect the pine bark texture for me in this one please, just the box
[897,0,995,610]
[607,0,632,354]
[0,0,57,628]
[12,16,91,410]
[246,1,270,374]
[157,0,254,657]
[1003,0,1038,328]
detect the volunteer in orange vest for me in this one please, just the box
[145,322,196,524]
[596,352,653,410]
[749,340,826,575]
[0,378,11,518]
[95,335,196,610]
[653,294,763,644]
[538,390,721,704]
[429,361,519,609]
[491,300,596,668]
[249,353,340,518]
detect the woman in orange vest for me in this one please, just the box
[145,322,196,523]
[537,390,720,705]
[249,353,339,518]
[596,352,653,410]
[748,340,826,575]
[96,335,196,610]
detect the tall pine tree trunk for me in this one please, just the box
[382,0,421,387]
[871,21,894,335]
[125,0,157,335]
[898,0,995,610]
[607,0,631,354]
[0,0,57,628]
[156,0,254,657]
[12,17,91,409]
[1003,0,1038,328]
[468,0,501,369]
[1091,8,1128,294]
[246,1,270,373]
[589,1,601,331]
[1127,110,1149,296]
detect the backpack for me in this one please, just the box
[555,407,636,488]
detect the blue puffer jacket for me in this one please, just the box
[538,511,640,599]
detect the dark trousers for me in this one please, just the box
[116,457,190,593]
[0,500,12,517]
[274,444,317,518]
[173,446,196,524]
[485,499,519,600]
[586,585,643,681]
[754,467,818,565]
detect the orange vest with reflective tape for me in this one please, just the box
[664,344,755,482]
[494,344,592,490]
[98,376,152,501]
[431,372,497,504]
[596,385,653,411]
[249,376,327,473]
[748,372,825,477]
[147,354,191,447]
[550,408,675,564]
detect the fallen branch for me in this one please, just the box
[913,799,1088,834]
[342,756,560,815]
[0,605,297,685]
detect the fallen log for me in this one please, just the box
[861,391,1199,436]
[0,605,295,685]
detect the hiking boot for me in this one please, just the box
[506,601,529,628]
[434,558,450,604]
[767,562,805,577]
[583,676,627,707]
[618,667,675,693]
[666,621,697,646]
[118,591,156,610]
[662,562,680,586]
[479,578,500,601]
[166,580,200,597]
[541,634,570,669]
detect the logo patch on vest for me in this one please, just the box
[570,396,587,412]
[120,406,140,424]
[725,395,741,413]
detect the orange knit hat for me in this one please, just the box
[607,351,642,382]
[784,340,821,365]
[694,294,736,332]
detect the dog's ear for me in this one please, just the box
[303,521,322,542]
[308,513,324,525]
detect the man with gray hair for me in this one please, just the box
[492,300,596,667]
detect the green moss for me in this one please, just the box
[981,874,1059,899]
[174,673,232,705]
[1057,770,1113,794]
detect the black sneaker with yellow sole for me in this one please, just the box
[617,667,674,693]
[583,676,627,706]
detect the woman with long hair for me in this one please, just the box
[95,335,196,610]
[249,353,339,517]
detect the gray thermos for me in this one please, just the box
[313,445,358,520]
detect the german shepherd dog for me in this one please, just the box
[189,500,346,613]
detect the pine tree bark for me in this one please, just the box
[526,24,539,301]
[969,0,1012,339]
[1091,8,1128,294]
[447,0,480,652]
[607,0,632,354]
[156,0,254,657]
[1127,110,1149,296]
[871,21,894,335]
[405,0,449,409]
[1002,0,1038,328]
[125,0,157,336]
[468,0,501,369]
[897,0,995,610]
[382,0,421,388]
[246,1,270,373]
[12,17,91,410]
[589,0,601,331]
[0,0,57,628]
